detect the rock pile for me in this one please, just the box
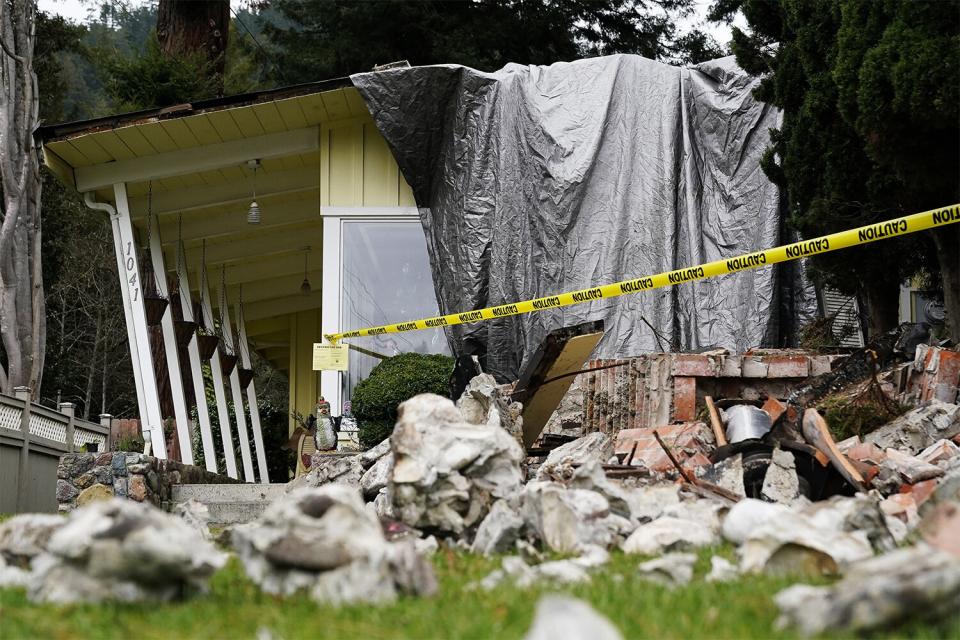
[389,393,525,535]
[232,484,436,605]
[12,499,226,603]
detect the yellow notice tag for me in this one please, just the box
[312,343,348,371]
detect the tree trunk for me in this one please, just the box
[932,225,960,343]
[156,0,230,96]
[82,309,102,420]
[861,280,901,340]
[0,1,45,399]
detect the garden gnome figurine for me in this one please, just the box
[314,396,337,451]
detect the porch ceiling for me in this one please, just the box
[39,80,374,359]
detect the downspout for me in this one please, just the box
[82,192,151,454]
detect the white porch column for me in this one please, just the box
[147,215,193,464]
[112,184,167,458]
[201,268,238,478]
[320,215,342,412]
[237,302,269,482]
[85,194,148,425]
[176,242,218,472]
[219,285,255,482]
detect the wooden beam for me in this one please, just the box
[245,316,290,337]
[153,196,320,245]
[175,252,314,291]
[244,292,322,322]
[175,222,322,267]
[128,165,318,217]
[210,271,322,307]
[76,127,319,192]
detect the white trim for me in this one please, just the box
[320,206,419,218]
[200,267,238,478]
[77,127,320,192]
[237,302,269,482]
[220,290,255,482]
[176,242,218,472]
[113,184,167,458]
[148,215,193,464]
[319,208,422,413]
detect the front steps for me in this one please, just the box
[172,482,288,526]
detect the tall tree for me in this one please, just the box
[156,0,230,95]
[265,0,723,83]
[712,0,956,338]
[0,0,44,397]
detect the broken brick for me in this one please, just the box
[672,376,697,421]
[761,396,787,424]
[672,354,717,378]
[764,355,811,378]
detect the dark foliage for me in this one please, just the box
[265,0,724,83]
[353,352,454,448]
[716,0,958,337]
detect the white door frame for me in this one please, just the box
[320,207,419,414]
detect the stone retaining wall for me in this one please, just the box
[57,452,239,512]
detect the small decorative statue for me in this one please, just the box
[314,396,337,451]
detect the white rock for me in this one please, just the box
[521,481,631,553]
[883,448,945,483]
[536,432,613,480]
[360,452,393,499]
[173,499,211,539]
[761,447,800,504]
[389,394,525,535]
[775,545,960,636]
[472,499,525,555]
[524,595,623,640]
[360,438,393,469]
[0,514,64,566]
[864,400,960,454]
[706,555,738,583]
[621,516,716,555]
[457,373,523,439]
[621,484,681,522]
[730,498,874,576]
[232,485,436,605]
[637,552,697,587]
[27,499,226,603]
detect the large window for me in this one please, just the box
[321,210,451,413]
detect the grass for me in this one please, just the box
[2,545,958,640]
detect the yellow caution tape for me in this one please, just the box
[326,203,960,343]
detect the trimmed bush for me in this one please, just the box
[353,352,455,448]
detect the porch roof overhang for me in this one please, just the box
[37,77,381,372]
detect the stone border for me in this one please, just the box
[57,452,239,512]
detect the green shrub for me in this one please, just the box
[353,352,455,448]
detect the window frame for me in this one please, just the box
[320,206,422,413]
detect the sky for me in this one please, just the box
[38,0,746,50]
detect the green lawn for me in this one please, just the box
[1,545,957,640]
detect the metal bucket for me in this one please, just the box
[724,404,772,443]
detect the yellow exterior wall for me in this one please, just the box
[287,113,415,431]
[320,118,416,207]
[288,309,321,433]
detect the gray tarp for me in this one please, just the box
[352,55,817,381]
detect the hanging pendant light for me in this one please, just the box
[300,248,312,295]
[247,159,261,225]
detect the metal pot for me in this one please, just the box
[724,404,772,444]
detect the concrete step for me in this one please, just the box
[172,482,287,504]
[203,500,273,526]
[171,483,288,526]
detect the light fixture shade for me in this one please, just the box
[247,200,261,224]
[300,277,312,295]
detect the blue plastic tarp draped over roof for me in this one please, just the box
[352,54,817,381]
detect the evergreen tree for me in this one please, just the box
[712,0,958,339]
[265,0,724,84]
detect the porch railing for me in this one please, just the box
[0,388,111,513]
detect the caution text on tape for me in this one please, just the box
[326,204,960,343]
